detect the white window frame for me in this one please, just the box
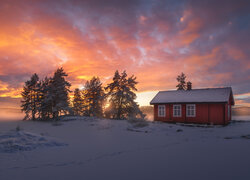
[158,105,166,117]
[173,104,182,117]
[186,104,196,117]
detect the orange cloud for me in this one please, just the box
[179,16,202,45]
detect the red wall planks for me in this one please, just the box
[154,102,230,125]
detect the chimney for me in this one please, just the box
[187,81,192,90]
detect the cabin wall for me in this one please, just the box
[186,104,209,124]
[154,103,227,125]
[225,103,230,124]
[225,95,233,124]
[154,104,170,121]
[209,104,225,125]
[170,104,186,123]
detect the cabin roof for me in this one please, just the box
[150,87,234,105]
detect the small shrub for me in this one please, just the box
[241,135,250,139]
[128,118,149,128]
[52,121,63,126]
[16,125,21,132]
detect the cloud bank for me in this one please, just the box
[0,0,249,106]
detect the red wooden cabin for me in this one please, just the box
[150,87,234,125]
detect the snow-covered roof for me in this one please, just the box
[150,87,234,105]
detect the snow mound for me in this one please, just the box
[0,130,67,153]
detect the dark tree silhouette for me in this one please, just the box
[176,72,187,90]
[48,68,71,120]
[83,76,105,117]
[21,73,40,120]
[72,88,84,116]
[105,70,144,120]
[21,68,71,121]
[39,76,52,120]
[21,69,146,121]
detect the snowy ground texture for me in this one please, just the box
[0,130,66,153]
[1,117,250,180]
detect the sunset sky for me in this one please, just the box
[0,0,250,119]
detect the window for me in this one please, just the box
[158,105,166,117]
[173,104,181,117]
[186,104,196,117]
[228,105,230,119]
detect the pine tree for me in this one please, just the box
[21,83,31,120]
[83,77,105,117]
[35,80,43,120]
[21,73,40,120]
[21,68,72,121]
[105,70,144,120]
[176,72,187,90]
[72,88,84,116]
[47,68,71,120]
[39,77,52,120]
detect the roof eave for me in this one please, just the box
[150,101,228,105]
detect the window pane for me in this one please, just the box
[158,105,165,117]
[187,105,195,117]
[173,105,181,117]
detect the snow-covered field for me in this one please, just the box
[1,117,250,180]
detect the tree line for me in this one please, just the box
[21,68,144,121]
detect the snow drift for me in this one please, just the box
[0,130,67,153]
